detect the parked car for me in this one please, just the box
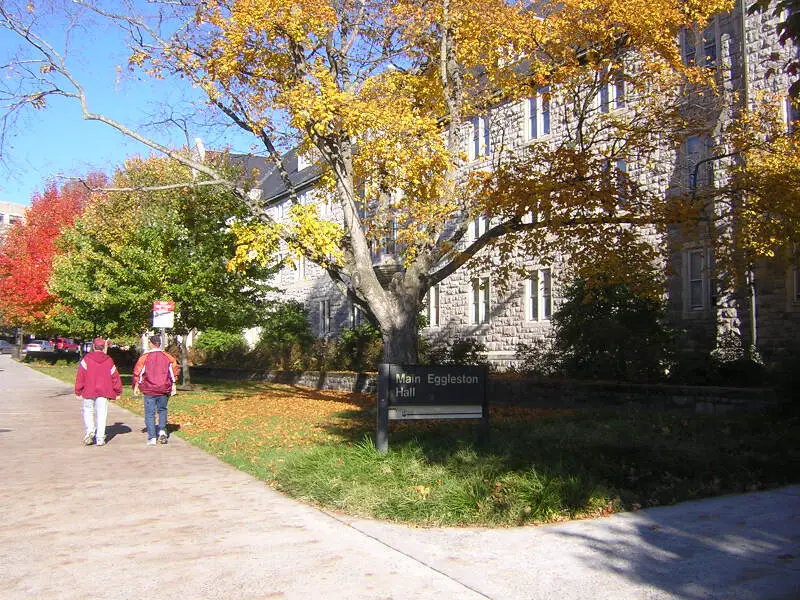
[0,340,14,354]
[24,340,53,353]
[52,337,80,353]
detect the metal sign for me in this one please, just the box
[152,300,175,329]
[376,364,488,453]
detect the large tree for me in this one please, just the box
[1,0,735,363]
[0,177,99,333]
[49,153,275,382]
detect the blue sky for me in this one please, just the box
[0,6,255,206]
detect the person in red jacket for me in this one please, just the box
[132,335,179,446]
[75,337,123,446]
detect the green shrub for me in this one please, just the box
[194,329,248,366]
[669,332,767,387]
[517,277,676,382]
[335,324,383,372]
[427,337,489,367]
[255,301,315,369]
[514,339,564,377]
[195,329,247,354]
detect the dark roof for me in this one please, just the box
[230,148,321,202]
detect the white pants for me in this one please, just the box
[82,397,109,442]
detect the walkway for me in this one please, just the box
[0,355,797,599]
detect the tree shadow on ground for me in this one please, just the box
[549,486,800,599]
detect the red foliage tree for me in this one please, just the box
[0,176,102,327]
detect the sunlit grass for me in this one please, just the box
[31,362,800,527]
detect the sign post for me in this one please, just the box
[376,364,488,454]
[152,301,175,348]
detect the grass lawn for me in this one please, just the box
[34,362,800,527]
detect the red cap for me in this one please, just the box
[93,338,107,349]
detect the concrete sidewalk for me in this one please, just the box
[0,355,797,600]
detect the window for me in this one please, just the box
[319,299,332,333]
[297,153,310,171]
[425,284,440,327]
[294,256,307,282]
[526,269,552,321]
[682,22,717,67]
[702,25,717,67]
[686,136,715,191]
[599,80,610,114]
[9,215,21,225]
[471,115,491,159]
[686,249,711,311]
[525,87,551,140]
[614,72,626,109]
[615,158,628,204]
[682,29,697,66]
[351,302,365,328]
[686,135,702,190]
[381,219,398,255]
[471,215,488,240]
[793,266,800,303]
[597,69,625,114]
[469,277,490,324]
[783,96,800,132]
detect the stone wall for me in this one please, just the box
[189,366,779,414]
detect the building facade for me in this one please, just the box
[249,1,800,367]
[0,201,26,243]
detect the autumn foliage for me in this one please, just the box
[0,177,100,327]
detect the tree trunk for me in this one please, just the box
[178,336,191,387]
[381,311,419,365]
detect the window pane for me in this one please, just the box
[795,268,800,302]
[689,250,704,279]
[471,279,480,324]
[703,26,716,65]
[482,278,490,323]
[472,117,480,158]
[683,29,697,65]
[690,281,704,309]
[541,88,550,135]
[615,74,625,108]
[600,83,609,113]
[542,269,552,319]
[433,285,440,326]
[529,274,539,320]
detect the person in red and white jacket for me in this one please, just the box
[132,335,179,445]
[75,338,122,446]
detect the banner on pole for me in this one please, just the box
[152,301,175,329]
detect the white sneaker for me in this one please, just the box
[147,438,157,446]
[96,439,106,446]
[83,433,95,446]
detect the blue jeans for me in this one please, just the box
[143,394,168,440]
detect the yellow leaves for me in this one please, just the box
[724,96,800,265]
[285,203,343,268]
[163,384,374,451]
[227,220,282,271]
[412,485,431,500]
[227,202,343,272]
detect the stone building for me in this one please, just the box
[0,201,26,243]
[247,1,800,367]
